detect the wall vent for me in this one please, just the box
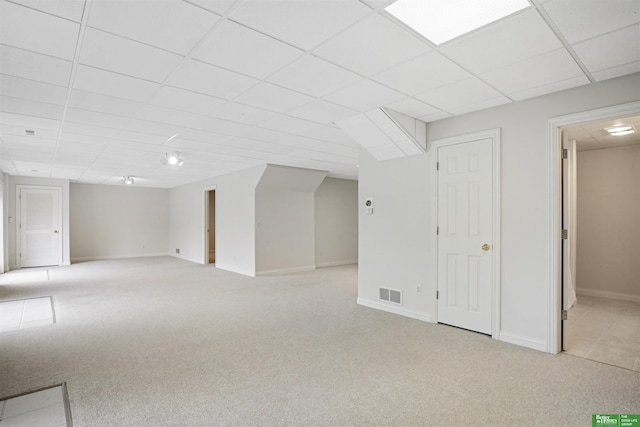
[379,287,402,305]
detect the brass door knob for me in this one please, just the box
[482,244,490,251]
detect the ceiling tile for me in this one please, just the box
[268,55,362,97]
[1,134,57,151]
[0,96,64,120]
[79,28,184,83]
[150,86,226,115]
[308,141,359,157]
[68,90,145,117]
[57,140,107,153]
[0,111,61,130]
[0,1,79,61]
[178,128,232,145]
[261,115,318,134]
[542,0,640,44]
[116,129,167,144]
[480,49,585,95]
[415,77,507,113]
[440,9,563,74]
[88,0,219,54]
[61,121,121,139]
[300,125,357,146]
[185,0,235,15]
[573,25,640,74]
[509,75,589,101]
[192,20,304,79]
[384,98,441,119]
[7,0,85,22]
[0,124,59,140]
[73,65,160,102]
[234,82,314,114]
[287,100,357,125]
[592,61,640,82]
[0,75,67,105]
[65,107,130,128]
[59,131,110,146]
[209,101,279,125]
[135,105,203,127]
[324,79,405,112]
[313,14,430,76]
[447,97,512,116]
[0,45,72,86]
[191,116,255,136]
[168,59,258,99]
[125,119,184,138]
[372,51,470,95]
[229,0,371,50]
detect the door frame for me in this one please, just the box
[546,100,640,354]
[203,185,217,265]
[431,128,502,339]
[15,185,63,269]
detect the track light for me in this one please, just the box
[161,152,184,166]
[121,176,134,185]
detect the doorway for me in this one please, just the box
[547,100,640,355]
[206,189,216,264]
[432,128,501,338]
[16,185,62,268]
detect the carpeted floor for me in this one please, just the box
[0,257,638,426]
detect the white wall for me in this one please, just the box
[70,183,170,261]
[7,176,70,269]
[315,177,358,267]
[169,165,265,276]
[255,165,326,274]
[0,171,7,273]
[358,72,640,352]
[576,145,640,298]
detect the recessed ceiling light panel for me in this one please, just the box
[605,125,636,136]
[385,0,531,45]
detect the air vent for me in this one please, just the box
[379,287,402,305]
[25,129,35,136]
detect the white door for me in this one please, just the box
[19,187,62,267]
[437,138,493,335]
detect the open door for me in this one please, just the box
[561,135,578,350]
[207,190,215,264]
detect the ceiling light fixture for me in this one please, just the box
[161,152,184,166]
[121,176,135,185]
[385,0,531,45]
[605,125,636,136]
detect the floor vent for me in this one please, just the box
[379,287,402,305]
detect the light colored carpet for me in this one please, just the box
[0,257,638,426]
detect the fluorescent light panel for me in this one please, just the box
[385,0,531,45]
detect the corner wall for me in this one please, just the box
[576,145,640,299]
[357,72,640,352]
[315,177,358,267]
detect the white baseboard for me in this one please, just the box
[71,253,169,263]
[316,259,358,268]
[357,298,433,323]
[257,265,316,276]
[215,263,256,277]
[498,331,547,352]
[577,288,640,303]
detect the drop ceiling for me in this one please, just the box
[565,114,640,152]
[0,0,638,188]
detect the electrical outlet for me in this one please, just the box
[176,248,180,254]
[416,285,421,294]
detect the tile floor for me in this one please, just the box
[566,295,640,371]
[0,386,69,427]
[0,297,55,333]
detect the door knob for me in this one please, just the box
[482,243,490,251]
[54,230,59,234]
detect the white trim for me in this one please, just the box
[497,331,547,352]
[577,288,640,303]
[546,101,640,354]
[203,185,217,265]
[71,253,169,263]
[430,128,501,339]
[357,298,433,323]
[316,259,358,268]
[256,265,316,276]
[15,185,63,269]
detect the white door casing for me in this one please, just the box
[17,186,62,268]
[437,138,493,334]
